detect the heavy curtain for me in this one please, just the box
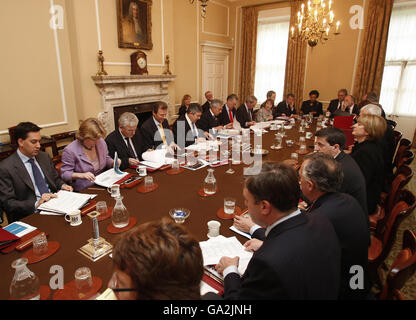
[239,6,258,102]
[352,0,394,101]
[283,0,307,112]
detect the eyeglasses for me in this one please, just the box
[108,272,137,293]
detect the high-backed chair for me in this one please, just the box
[386,119,397,130]
[333,115,354,147]
[370,165,413,230]
[378,230,416,300]
[393,139,412,171]
[368,190,416,286]
[393,131,402,151]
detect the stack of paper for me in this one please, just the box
[199,236,253,276]
[38,190,96,215]
[141,149,174,169]
[94,152,129,187]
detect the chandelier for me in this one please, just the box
[189,0,209,18]
[290,0,341,47]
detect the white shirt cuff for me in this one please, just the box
[223,265,239,278]
[250,224,262,235]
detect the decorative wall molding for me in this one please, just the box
[200,40,233,51]
[202,0,230,37]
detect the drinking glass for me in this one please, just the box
[224,197,236,214]
[96,201,108,217]
[144,176,154,191]
[74,267,93,298]
[291,152,299,161]
[32,233,48,257]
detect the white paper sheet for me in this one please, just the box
[229,225,252,240]
[37,190,97,215]
[94,168,129,188]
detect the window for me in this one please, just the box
[380,2,416,116]
[254,8,290,104]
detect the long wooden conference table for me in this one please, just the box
[0,119,318,300]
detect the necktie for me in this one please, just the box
[229,109,233,123]
[158,123,167,145]
[125,138,136,158]
[28,158,49,195]
[192,123,198,138]
[248,108,252,121]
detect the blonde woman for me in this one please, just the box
[256,99,274,122]
[61,118,118,191]
[178,94,191,117]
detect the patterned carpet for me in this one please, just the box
[377,148,416,299]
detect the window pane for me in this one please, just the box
[396,63,416,116]
[254,18,290,103]
[380,65,402,115]
[385,4,416,61]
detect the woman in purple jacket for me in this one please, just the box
[61,118,115,191]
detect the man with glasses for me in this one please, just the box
[105,112,144,170]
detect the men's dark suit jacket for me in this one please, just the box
[379,124,395,188]
[309,192,371,300]
[201,100,211,113]
[217,105,236,126]
[172,115,204,148]
[140,117,172,151]
[351,140,384,215]
[105,129,144,170]
[274,101,297,117]
[335,151,368,216]
[0,151,65,223]
[197,109,220,132]
[223,212,341,300]
[235,104,254,128]
[328,99,343,114]
[301,100,323,116]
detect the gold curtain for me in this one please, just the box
[352,0,394,100]
[283,0,307,112]
[238,7,258,102]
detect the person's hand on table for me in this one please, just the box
[281,113,287,117]
[247,121,256,127]
[298,200,308,211]
[266,115,274,121]
[80,172,96,182]
[244,239,264,252]
[61,184,73,192]
[129,158,140,166]
[36,193,58,208]
[225,123,234,129]
[204,132,214,140]
[233,214,254,233]
[215,256,239,275]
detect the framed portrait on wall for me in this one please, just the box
[117,0,153,50]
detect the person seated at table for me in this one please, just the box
[327,88,348,114]
[140,101,175,151]
[350,114,386,215]
[0,122,73,223]
[256,98,274,122]
[299,152,371,300]
[172,103,211,148]
[201,91,213,113]
[177,94,191,117]
[105,112,143,170]
[236,96,257,128]
[301,90,323,117]
[274,93,297,118]
[215,162,341,300]
[331,95,359,118]
[60,118,118,192]
[360,104,395,191]
[217,94,238,126]
[109,217,203,300]
[197,99,232,133]
[359,91,386,119]
[260,90,276,110]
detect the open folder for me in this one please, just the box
[94,152,130,188]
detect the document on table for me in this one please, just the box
[200,281,219,295]
[199,236,253,275]
[94,152,129,187]
[3,222,37,238]
[229,225,252,240]
[38,190,97,215]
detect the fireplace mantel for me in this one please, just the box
[91,74,176,132]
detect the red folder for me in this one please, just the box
[0,228,20,251]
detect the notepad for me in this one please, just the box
[3,222,37,238]
[37,190,96,215]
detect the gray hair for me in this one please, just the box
[187,103,202,114]
[302,153,343,193]
[118,112,139,128]
[347,95,356,103]
[128,1,139,18]
[245,95,258,103]
[360,104,382,116]
[211,99,223,109]
[367,91,378,102]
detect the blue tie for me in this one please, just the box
[28,158,49,195]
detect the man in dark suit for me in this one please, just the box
[201,91,213,113]
[0,122,73,223]
[332,95,359,118]
[105,112,144,170]
[217,94,238,126]
[328,89,348,114]
[274,93,297,118]
[215,162,341,300]
[300,153,371,300]
[197,99,230,133]
[172,104,209,148]
[140,101,174,151]
[315,127,368,215]
[236,96,257,128]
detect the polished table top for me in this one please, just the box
[0,119,318,300]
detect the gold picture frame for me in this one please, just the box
[117,0,153,50]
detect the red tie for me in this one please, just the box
[229,109,233,123]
